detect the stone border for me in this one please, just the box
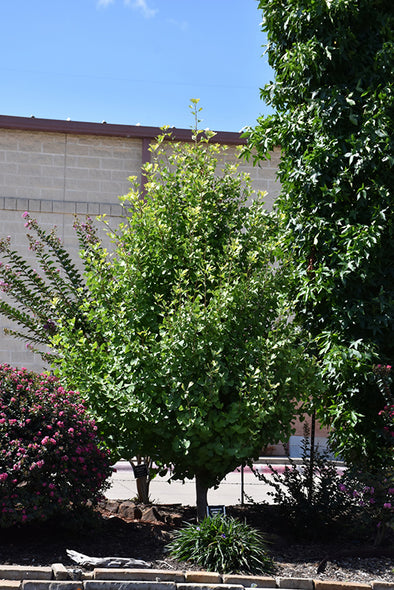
[0,566,392,590]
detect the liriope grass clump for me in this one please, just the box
[167,514,274,574]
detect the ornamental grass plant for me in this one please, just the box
[167,514,274,574]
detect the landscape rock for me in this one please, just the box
[164,513,183,527]
[102,500,120,514]
[141,507,164,523]
[66,551,151,569]
[117,502,143,520]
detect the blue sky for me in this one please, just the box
[1,0,273,132]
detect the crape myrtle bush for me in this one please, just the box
[339,364,394,544]
[254,425,356,538]
[339,471,394,545]
[0,364,113,527]
[374,364,394,449]
[255,422,393,544]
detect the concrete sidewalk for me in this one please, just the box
[105,461,286,506]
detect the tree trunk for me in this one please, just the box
[195,476,208,522]
[136,475,150,504]
[308,411,316,505]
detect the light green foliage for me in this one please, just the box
[245,0,394,467]
[51,105,318,498]
[0,104,319,512]
[167,514,274,574]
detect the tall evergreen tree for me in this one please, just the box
[245,0,393,466]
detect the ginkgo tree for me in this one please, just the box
[0,103,320,519]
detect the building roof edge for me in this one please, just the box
[0,114,246,145]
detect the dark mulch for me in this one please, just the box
[0,501,393,584]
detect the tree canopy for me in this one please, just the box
[245,0,394,466]
[0,105,319,517]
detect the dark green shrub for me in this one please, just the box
[245,0,394,469]
[255,426,355,537]
[167,514,274,574]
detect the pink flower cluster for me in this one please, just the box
[0,363,113,528]
[379,404,394,438]
[339,474,394,542]
[73,216,100,246]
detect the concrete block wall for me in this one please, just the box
[0,128,141,213]
[221,145,282,211]
[0,117,281,373]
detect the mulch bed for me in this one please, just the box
[0,501,393,584]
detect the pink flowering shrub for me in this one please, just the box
[374,365,394,446]
[340,472,394,545]
[0,364,113,527]
[338,365,394,544]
